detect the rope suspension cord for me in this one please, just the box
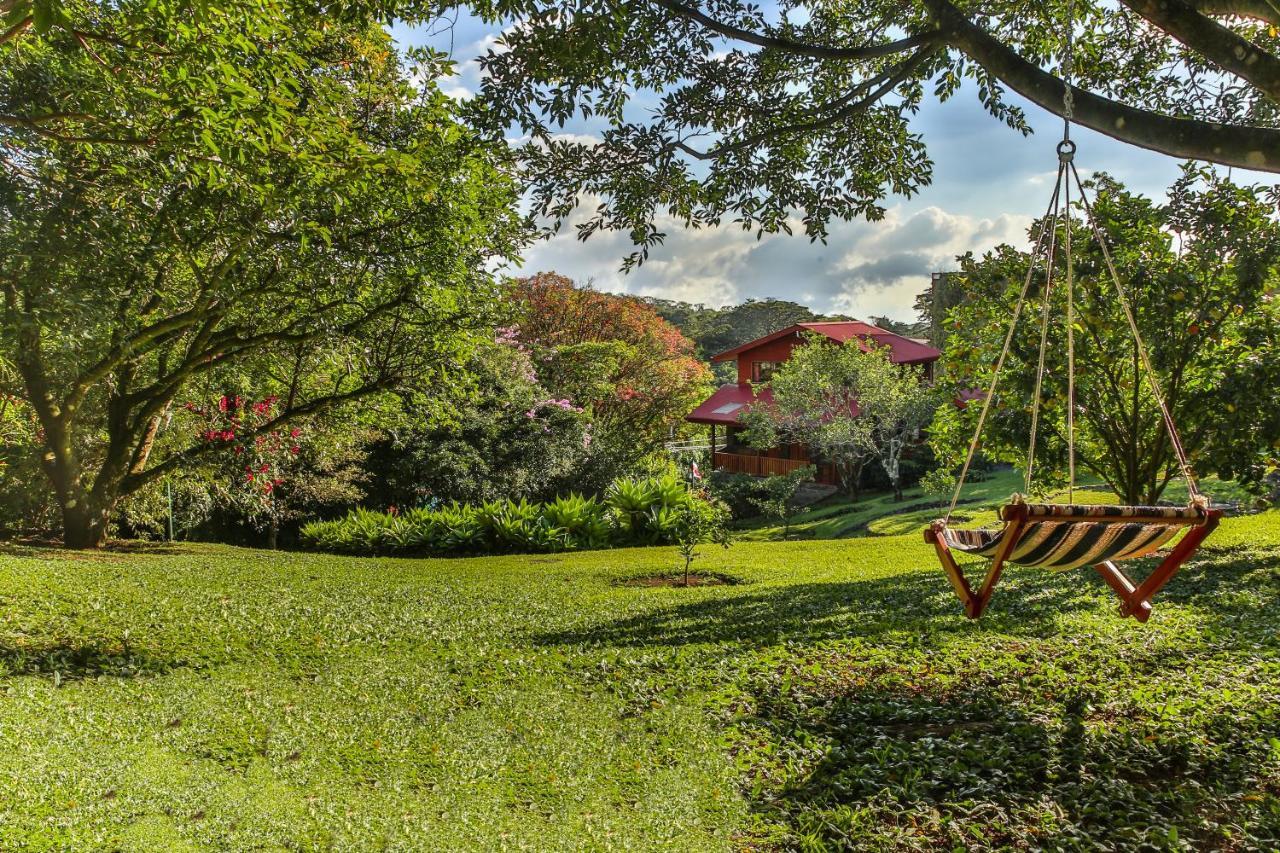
[1023,182,1062,492]
[1062,0,1078,502]
[1064,159,1076,502]
[1067,161,1203,502]
[945,167,1064,523]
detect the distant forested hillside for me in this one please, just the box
[638,297,928,382]
[640,298,833,358]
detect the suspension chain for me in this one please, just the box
[1062,0,1075,132]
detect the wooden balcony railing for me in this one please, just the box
[712,450,812,477]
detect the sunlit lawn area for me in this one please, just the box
[737,467,1259,542]
[2,508,1279,849]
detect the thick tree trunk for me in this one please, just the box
[38,423,129,549]
[60,501,111,549]
[36,433,115,549]
[840,457,866,501]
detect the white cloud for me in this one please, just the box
[515,198,1031,321]
[506,132,605,149]
[432,33,500,101]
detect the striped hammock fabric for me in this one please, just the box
[941,504,1201,571]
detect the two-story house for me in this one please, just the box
[685,321,942,485]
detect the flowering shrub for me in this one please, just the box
[524,397,585,434]
[183,394,304,517]
[507,273,714,486]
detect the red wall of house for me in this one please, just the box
[734,335,803,383]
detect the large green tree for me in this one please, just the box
[691,298,831,357]
[931,169,1280,504]
[643,296,838,382]
[453,0,1280,257]
[1,2,522,547]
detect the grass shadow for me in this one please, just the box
[614,571,748,588]
[534,562,1103,649]
[0,634,184,682]
[0,540,186,560]
[734,649,1280,849]
[1157,544,1280,602]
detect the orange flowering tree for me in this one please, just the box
[509,272,713,483]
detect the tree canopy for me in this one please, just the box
[452,0,1280,259]
[1,2,523,546]
[931,168,1280,504]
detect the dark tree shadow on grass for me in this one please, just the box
[0,635,183,682]
[537,539,1280,651]
[736,660,1280,850]
[536,541,1280,847]
[0,540,186,560]
[1156,545,1280,608]
[533,561,1105,649]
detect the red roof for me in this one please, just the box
[709,321,940,364]
[686,383,864,425]
[687,384,773,425]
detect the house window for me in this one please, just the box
[752,361,782,382]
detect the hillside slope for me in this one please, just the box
[1,511,1278,849]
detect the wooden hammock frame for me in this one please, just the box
[924,504,1221,622]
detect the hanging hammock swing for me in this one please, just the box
[923,19,1220,622]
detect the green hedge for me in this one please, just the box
[300,474,723,556]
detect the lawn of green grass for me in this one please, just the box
[734,468,1026,541]
[740,469,1257,542]
[2,509,1279,849]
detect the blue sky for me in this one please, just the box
[393,13,1256,322]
